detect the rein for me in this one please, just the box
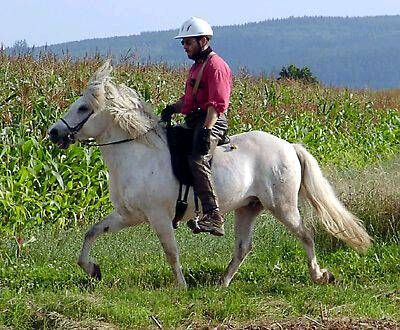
[80,137,135,147]
[80,123,160,147]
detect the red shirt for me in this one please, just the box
[180,54,232,115]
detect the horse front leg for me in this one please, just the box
[78,211,129,280]
[149,212,187,288]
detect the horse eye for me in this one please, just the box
[78,105,89,113]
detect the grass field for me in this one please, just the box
[0,54,399,328]
[1,215,399,329]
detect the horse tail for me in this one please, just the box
[293,143,372,252]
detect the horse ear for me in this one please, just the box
[90,59,113,84]
[86,60,113,108]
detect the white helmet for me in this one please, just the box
[174,17,213,39]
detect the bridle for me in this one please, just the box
[60,110,94,143]
[59,110,161,147]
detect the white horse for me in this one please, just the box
[48,61,371,288]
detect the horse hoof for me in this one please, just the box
[91,263,102,281]
[317,271,335,284]
[324,271,336,284]
[221,278,231,288]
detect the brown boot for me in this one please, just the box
[197,210,225,236]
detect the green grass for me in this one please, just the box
[1,216,399,329]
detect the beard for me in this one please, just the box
[186,42,202,60]
[187,48,200,60]
[189,45,212,62]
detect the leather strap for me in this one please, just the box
[192,52,215,101]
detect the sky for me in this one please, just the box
[1,0,400,47]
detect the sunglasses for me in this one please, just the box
[181,39,195,46]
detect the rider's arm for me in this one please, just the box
[204,106,219,129]
[204,65,232,122]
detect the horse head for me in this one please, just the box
[48,60,114,149]
[48,60,161,149]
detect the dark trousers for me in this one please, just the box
[186,111,228,213]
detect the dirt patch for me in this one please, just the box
[32,311,117,330]
[200,318,399,329]
[244,318,398,329]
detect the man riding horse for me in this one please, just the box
[161,17,232,237]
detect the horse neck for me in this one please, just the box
[96,120,130,145]
[97,121,167,172]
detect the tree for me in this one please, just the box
[279,64,318,84]
[12,39,29,54]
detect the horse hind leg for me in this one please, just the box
[272,205,335,284]
[78,211,129,280]
[222,200,263,287]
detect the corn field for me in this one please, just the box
[1,52,400,237]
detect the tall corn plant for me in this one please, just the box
[1,53,400,239]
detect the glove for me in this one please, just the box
[196,127,211,155]
[160,105,175,123]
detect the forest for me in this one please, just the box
[7,15,400,89]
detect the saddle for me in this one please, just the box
[167,126,195,186]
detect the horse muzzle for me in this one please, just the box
[48,127,75,149]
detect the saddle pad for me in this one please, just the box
[166,126,195,186]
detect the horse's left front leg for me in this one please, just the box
[78,210,130,280]
[149,212,187,288]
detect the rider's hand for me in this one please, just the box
[196,127,211,155]
[160,105,176,122]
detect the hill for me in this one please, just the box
[6,15,400,89]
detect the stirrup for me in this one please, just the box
[196,220,225,236]
[187,211,202,234]
[172,184,190,229]
[187,191,202,234]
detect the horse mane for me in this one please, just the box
[87,62,164,146]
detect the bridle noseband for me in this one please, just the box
[60,110,94,142]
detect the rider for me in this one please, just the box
[161,17,232,236]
